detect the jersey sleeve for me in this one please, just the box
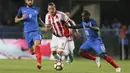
[37,8,40,17]
[91,20,98,27]
[16,7,22,18]
[61,12,70,24]
[45,14,51,26]
[80,22,84,26]
[71,20,76,26]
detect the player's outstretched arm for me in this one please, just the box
[66,25,83,29]
[85,24,99,31]
[44,25,52,32]
[38,17,45,26]
[15,14,27,23]
[15,16,23,23]
[90,27,99,31]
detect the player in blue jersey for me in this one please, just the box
[67,10,121,72]
[15,0,44,69]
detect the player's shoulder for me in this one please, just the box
[81,21,85,25]
[89,19,96,23]
[19,6,25,10]
[31,6,40,11]
[57,11,64,14]
[20,6,39,9]
[19,6,28,11]
[45,13,51,20]
[32,6,40,9]
[56,11,65,15]
[45,13,50,16]
[17,6,26,12]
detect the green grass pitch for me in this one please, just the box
[0,59,129,73]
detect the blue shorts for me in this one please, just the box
[80,39,106,54]
[24,30,42,48]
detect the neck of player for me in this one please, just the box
[27,5,33,8]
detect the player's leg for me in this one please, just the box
[99,53,121,72]
[51,35,61,61]
[33,40,42,69]
[80,41,96,61]
[56,37,70,61]
[24,32,35,55]
[92,40,121,72]
[66,40,75,64]
[30,47,35,55]
[32,31,42,69]
[80,41,101,68]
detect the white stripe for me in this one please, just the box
[59,21,64,35]
[50,16,57,34]
[55,19,62,36]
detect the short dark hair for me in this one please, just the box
[48,2,56,6]
[82,10,90,16]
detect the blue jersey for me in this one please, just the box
[80,19,106,54]
[16,6,40,32]
[81,19,100,41]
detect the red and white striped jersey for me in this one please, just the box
[45,11,71,37]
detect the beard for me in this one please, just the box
[27,3,33,7]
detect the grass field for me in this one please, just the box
[0,59,129,73]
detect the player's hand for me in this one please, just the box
[74,31,80,40]
[64,25,69,28]
[44,25,52,32]
[21,14,27,20]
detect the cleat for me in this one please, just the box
[116,68,121,72]
[37,64,42,70]
[66,60,71,65]
[65,56,72,65]
[68,53,74,63]
[95,57,101,68]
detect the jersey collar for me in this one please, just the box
[84,19,90,23]
[25,5,35,8]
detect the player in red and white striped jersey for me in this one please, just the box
[45,2,80,63]
[64,11,80,64]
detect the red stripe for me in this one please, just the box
[57,22,63,36]
[48,15,51,23]
[56,15,63,36]
[48,15,50,19]
[52,16,58,34]
[56,15,58,19]
[62,20,70,37]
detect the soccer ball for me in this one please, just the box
[54,62,64,71]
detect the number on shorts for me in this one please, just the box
[100,45,106,52]
[85,31,89,35]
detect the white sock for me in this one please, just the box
[62,50,69,56]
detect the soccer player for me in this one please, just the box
[64,11,79,64]
[15,0,43,69]
[67,10,121,72]
[45,2,79,64]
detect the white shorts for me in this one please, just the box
[51,34,75,53]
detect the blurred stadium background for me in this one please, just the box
[0,0,130,60]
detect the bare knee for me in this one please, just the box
[34,40,41,47]
[56,49,64,55]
